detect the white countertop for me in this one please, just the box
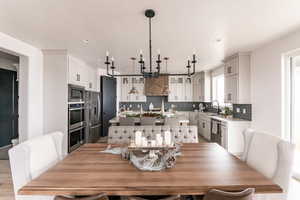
[198,112,251,123]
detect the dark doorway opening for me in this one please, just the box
[0,51,19,159]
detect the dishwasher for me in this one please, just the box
[211,118,222,146]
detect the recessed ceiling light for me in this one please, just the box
[216,38,222,42]
[82,39,89,44]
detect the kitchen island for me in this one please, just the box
[109,111,189,126]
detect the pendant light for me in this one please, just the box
[129,57,139,94]
[162,57,170,94]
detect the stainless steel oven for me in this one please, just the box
[68,126,85,152]
[68,84,85,102]
[68,102,85,130]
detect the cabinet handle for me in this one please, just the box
[228,93,232,101]
[202,122,205,128]
[227,66,232,74]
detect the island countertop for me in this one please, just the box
[109,111,189,125]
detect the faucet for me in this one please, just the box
[211,100,220,114]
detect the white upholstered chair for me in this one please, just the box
[9,131,64,200]
[242,130,295,200]
[108,126,198,144]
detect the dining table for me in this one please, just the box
[18,143,282,196]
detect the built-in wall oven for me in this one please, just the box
[69,103,85,130]
[68,102,85,152]
[68,126,85,152]
[68,84,85,102]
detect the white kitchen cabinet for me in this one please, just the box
[130,77,146,102]
[184,77,193,101]
[120,77,146,102]
[86,67,98,92]
[68,56,96,90]
[192,71,211,102]
[224,53,251,104]
[168,76,195,102]
[198,113,211,140]
[222,121,251,156]
[224,74,238,103]
[120,77,131,101]
[168,76,184,102]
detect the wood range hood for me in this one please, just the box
[144,75,169,96]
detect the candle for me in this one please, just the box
[140,50,143,55]
[165,131,172,146]
[135,131,142,146]
[151,140,156,147]
[106,51,109,56]
[142,137,148,147]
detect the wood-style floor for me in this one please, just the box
[0,160,14,200]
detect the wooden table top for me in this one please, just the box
[18,143,282,196]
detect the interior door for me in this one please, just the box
[101,76,116,137]
[0,69,18,147]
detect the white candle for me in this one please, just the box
[106,51,109,56]
[135,131,142,146]
[165,131,172,146]
[151,140,156,147]
[142,137,148,147]
[156,134,162,146]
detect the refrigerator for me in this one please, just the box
[100,76,117,137]
[85,91,101,143]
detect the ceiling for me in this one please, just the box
[1,0,300,73]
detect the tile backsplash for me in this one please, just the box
[119,96,209,112]
[233,104,252,121]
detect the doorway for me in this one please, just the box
[284,52,300,179]
[0,51,19,159]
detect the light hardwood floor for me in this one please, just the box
[0,160,14,200]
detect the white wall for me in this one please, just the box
[43,50,68,155]
[0,32,44,142]
[251,29,300,137]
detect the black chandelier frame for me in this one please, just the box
[105,9,196,78]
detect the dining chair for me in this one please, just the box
[140,117,157,126]
[203,188,255,200]
[55,193,109,200]
[243,131,295,200]
[240,128,255,161]
[9,131,64,200]
[119,117,136,126]
[124,195,181,200]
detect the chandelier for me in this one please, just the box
[105,9,197,78]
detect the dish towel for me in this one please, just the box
[212,121,218,134]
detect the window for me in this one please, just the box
[284,52,300,178]
[212,74,225,106]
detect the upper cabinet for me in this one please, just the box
[192,72,211,102]
[168,76,185,102]
[224,53,251,104]
[68,56,99,92]
[120,76,146,102]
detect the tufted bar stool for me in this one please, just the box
[108,126,198,144]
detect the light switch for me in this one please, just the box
[236,108,240,113]
[243,108,247,114]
